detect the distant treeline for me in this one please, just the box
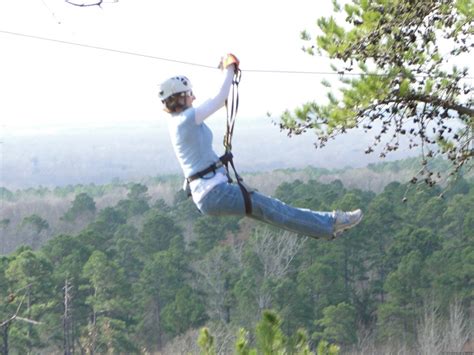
[1,120,417,190]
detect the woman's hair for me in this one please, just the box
[163,92,188,113]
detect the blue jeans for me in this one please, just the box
[197,182,335,239]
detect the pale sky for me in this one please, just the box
[0,0,336,134]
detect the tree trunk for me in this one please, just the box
[154,300,162,351]
[1,323,9,355]
[63,279,73,355]
[27,286,32,355]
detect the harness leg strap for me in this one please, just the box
[238,181,253,215]
[228,158,252,215]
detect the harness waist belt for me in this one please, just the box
[186,152,233,183]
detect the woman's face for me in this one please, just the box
[185,91,196,106]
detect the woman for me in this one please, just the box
[159,54,362,239]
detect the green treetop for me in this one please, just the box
[281,0,473,184]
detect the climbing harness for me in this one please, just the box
[186,67,253,215]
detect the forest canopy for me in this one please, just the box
[1,161,473,354]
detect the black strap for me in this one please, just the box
[222,70,252,215]
[224,69,241,152]
[227,155,252,215]
[187,152,233,183]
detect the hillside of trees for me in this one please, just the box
[1,158,473,354]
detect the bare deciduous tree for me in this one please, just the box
[417,302,443,355]
[417,298,470,355]
[65,0,118,7]
[251,228,306,310]
[442,298,469,353]
[193,247,241,324]
[253,228,305,280]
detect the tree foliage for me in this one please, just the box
[61,192,96,222]
[20,215,49,235]
[198,310,339,355]
[281,0,473,184]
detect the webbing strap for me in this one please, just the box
[228,157,252,215]
[224,69,241,153]
[223,69,252,215]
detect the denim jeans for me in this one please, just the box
[197,182,335,239]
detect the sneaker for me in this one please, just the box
[333,209,363,238]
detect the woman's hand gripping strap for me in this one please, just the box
[219,53,240,73]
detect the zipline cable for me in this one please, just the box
[0,29,216,69]
[0,29,334,74]
[0,29,473,80]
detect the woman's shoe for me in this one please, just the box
[333,209,363,238]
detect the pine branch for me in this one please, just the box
[405,94,474,117]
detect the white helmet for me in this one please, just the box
[159,76,192,100]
